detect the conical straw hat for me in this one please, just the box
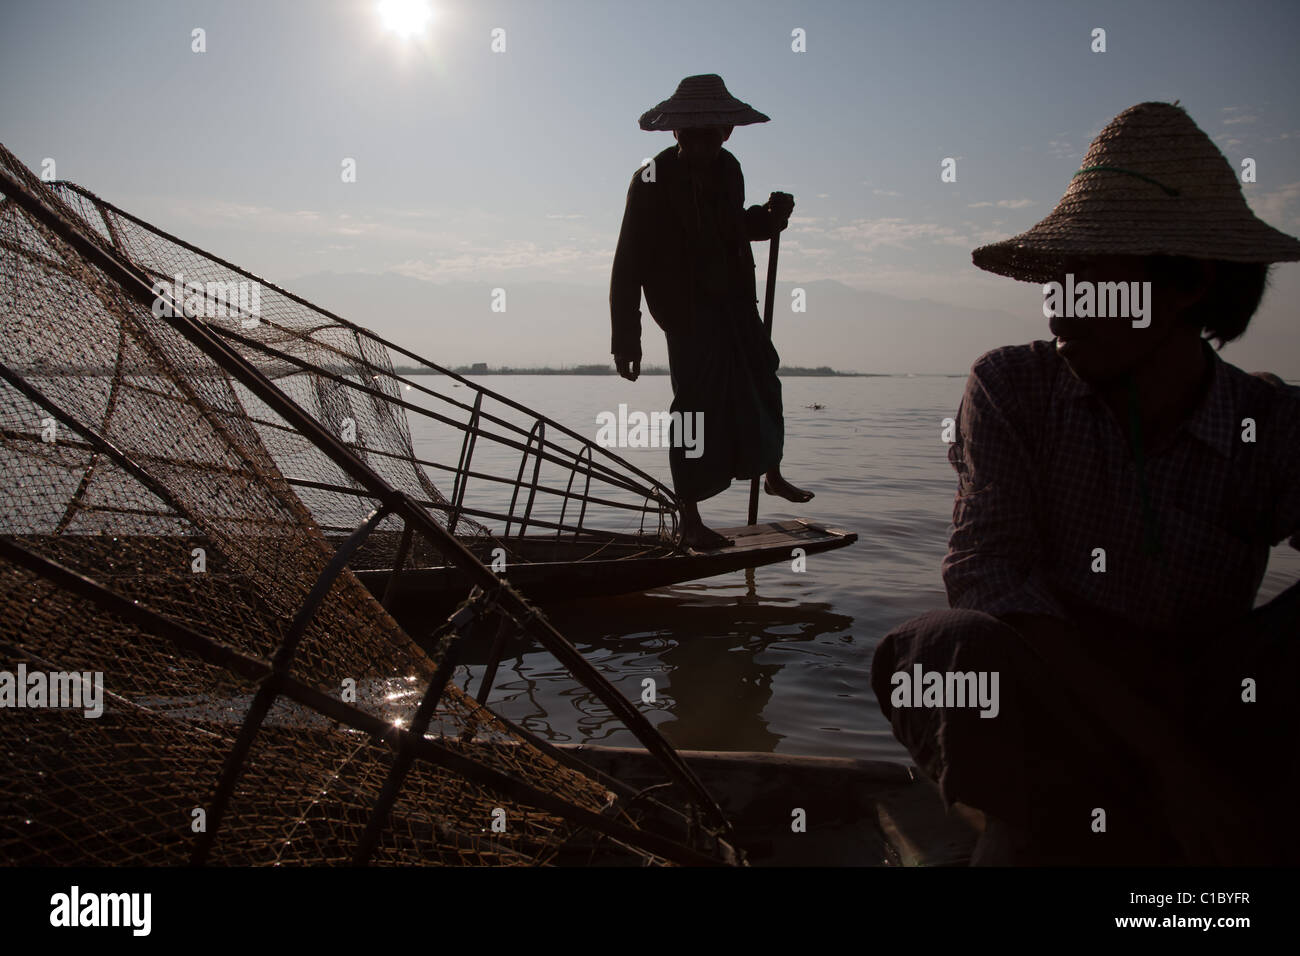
[972,101,1300,283]
[639,74,770,131]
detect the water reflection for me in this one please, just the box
[455,576,854,753]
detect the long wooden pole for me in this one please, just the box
[747,222,781,526]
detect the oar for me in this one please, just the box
[747,200,782,526]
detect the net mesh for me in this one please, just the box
[49,180,681,572]
[0,145,728,866]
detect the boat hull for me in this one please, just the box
[547,744,977,866]
[355,518,858,625]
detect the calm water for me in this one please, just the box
[409,373,1300,763]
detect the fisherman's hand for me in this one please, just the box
[766,191,794,231]
[615,353,640,381]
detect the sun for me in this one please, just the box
[376,0,434,39]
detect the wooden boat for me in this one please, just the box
[355,518,857,625]
[545,744,978,866]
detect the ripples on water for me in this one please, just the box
[409,374,1300,763]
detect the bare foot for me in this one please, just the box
[679,521,734,552]
[763,473,814,503]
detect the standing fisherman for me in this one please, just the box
[610,74,812,552]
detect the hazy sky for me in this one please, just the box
[2,0,1298,374]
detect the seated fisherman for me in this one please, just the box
[871,102,1300,865]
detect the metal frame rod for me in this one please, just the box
[212,326,658,503]
[353,593,483,865]
[191,505,392,864]
[380,520,415,611]
[447,390,483,535]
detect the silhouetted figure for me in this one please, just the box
[611,74,812,552]
[871,102,1300,865]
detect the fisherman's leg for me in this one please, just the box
[995,614,1188,864]
[871,609,1038,831]
[678,498,733,551]
[665,325,734,551]
[726,300,811,503]
[1175,580,1300,863]
[764,465,814,503]
[672,436,734,551]
[871,608,1170,863]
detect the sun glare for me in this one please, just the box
[377,0,434,39]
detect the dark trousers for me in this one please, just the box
[870,581,1300,864]
[664,295,783,503]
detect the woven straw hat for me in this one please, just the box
[972,101,1300,283]
[639,74,770,131]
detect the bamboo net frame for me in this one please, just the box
[48,182,682,569]
[0,144,736,866]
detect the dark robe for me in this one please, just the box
[609,145,784,502]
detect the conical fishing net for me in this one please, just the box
[48,179,681,576]
[0,144,735,866]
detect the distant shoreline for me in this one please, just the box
[408,365,900,377]
[29,365,1296,383]
[23,365,961,377]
